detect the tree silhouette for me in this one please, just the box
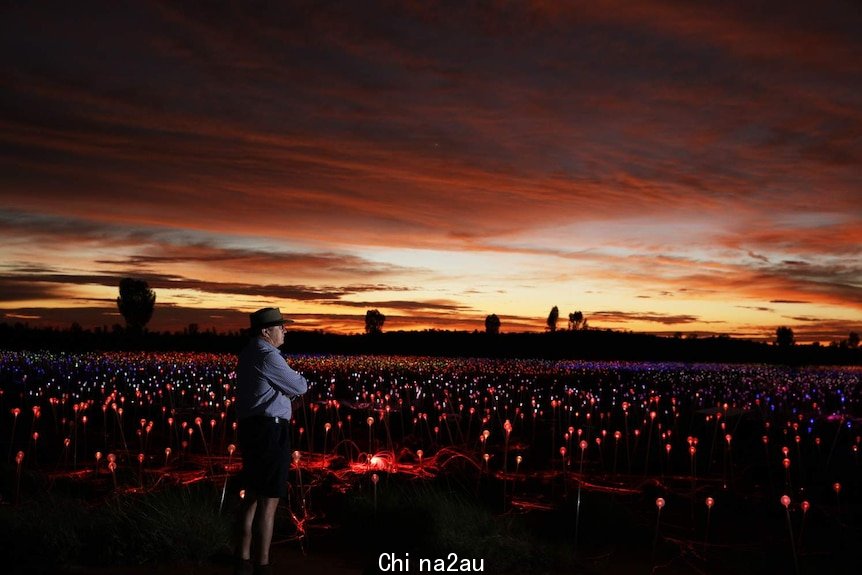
[117,278,156,333]
[365,309,385,335]
[776,326,795,347]
[485,314,501,335]
[568,311,584,331]
[848,331,860,349]
[546,306,559,332]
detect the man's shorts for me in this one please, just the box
[237,415,292,498]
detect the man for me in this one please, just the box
[234,307,308,575]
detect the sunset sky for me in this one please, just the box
[2,1,860,342]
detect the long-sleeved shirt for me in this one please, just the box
[235,337,308,421]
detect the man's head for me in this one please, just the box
[249,307,292,347]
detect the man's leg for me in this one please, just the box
[253,496,280,566]
[237,492,258,560]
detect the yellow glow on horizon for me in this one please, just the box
[2,232,858,343]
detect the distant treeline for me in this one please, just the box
[1,322,859,365]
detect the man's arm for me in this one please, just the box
[263,351,308,398]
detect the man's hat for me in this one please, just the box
[249,307,294,330]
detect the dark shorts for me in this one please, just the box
[237,416,292,498]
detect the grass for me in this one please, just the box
[2,461,858,574]
[338,474,576,574]
[0,469,231,570]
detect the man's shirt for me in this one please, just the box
[236,337,308,420]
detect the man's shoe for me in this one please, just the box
[234,558,253,575]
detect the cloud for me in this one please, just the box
[0,267,417,306]
[0,209,427,282]
[589,311,707,326]
[320,299,471,312]
[1,1,860,339]
[737,305,775,313]
[0,277,67,302]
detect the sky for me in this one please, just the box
[1,0,861,342]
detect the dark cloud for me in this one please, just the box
[737,305,775,313]
[1,1,860,338]
[5,0,858,242]
[321,299,471,312]
[589,311,707,326]
[0,269,413,304]
[748,251,770,263]
[0,209,420,279]
[100,248,412,279]
[0,278,66,302]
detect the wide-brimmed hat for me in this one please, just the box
[249,307,294,330]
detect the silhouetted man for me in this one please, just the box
[234,308,308,575]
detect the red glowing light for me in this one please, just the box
[780,495,791,508]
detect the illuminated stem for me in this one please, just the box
[784,508,799,575]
